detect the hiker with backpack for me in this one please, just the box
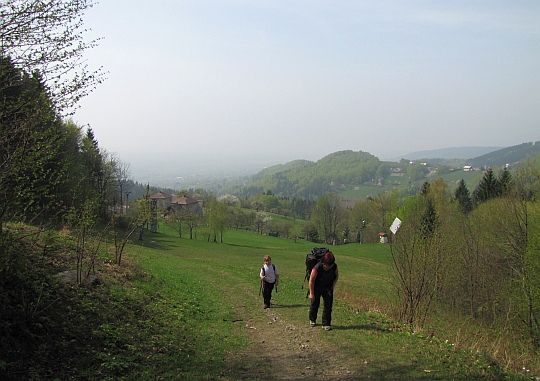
[260,255,279,309]
[308,251,338,331]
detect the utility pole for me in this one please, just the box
[124,191,131,214]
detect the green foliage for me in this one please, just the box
[391,194,443,329]
[407,163,429,182]
[472,167,517,208]
[1,220,536,380]
[314,193,344,244]
[0,0,106,112]
[0,56,70,228]
[524,202,540,346]
[204,198,229,242]
[236,150,382,200]
[397,165,540,358]
[454,179,473,214]
[473,168,500,204]
[469,142,540,168]
[227,144,539,206]
[111,214,139,265]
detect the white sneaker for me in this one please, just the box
[322,325,332,331]
[310,321,316,327]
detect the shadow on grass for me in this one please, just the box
[333,324,393,332]
[131,240,175,251]
[266,303,305,309]
[130,233,179,251]
[364,364,450,381]
[225,242,274,250]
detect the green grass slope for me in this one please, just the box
[2,225,531,380]
[121,227,527,380]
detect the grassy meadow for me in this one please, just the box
[100,225,531,380]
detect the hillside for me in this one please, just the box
[399,146,502,161]
[469,141,540,167]
[227,142,540,200]
[229,150,384,199]
[2,225,531,380]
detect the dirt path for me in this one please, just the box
[222,289,364,380]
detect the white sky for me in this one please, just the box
[74,0,540,164]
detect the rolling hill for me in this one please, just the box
[397,146,503,161]
[225,141,540,201]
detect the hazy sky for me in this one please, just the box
[74,1,540,164]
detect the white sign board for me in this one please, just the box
[390,217,402,234]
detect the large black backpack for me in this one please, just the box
[303,247,329,292]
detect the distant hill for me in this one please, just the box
[228,142,540,200]
[400,146,502,161]
[230,150,382,199]
[252,159,312,180]
[468,142,540,167]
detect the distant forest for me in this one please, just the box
[219,142,540,201]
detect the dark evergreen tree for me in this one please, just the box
[79,128,102,204]
[79,128,117,221]
[420,181,430,196]
[473,168,499,204]
[420,192,439,239]
[0,55,71,229]
[498,167,514,196]
[454,179,473,214]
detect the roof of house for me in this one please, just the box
[171,196,200,205]
[149,191,173,200]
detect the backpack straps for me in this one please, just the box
[261,264,276,276]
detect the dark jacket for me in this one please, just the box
[312,262,338,289]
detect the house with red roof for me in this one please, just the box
[170,196,203,214]
[149,192,203,214]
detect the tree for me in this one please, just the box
[111,214,139,266]
[473,168,499,204]
[302,221,319,242]
[420,197,439,239]
[261,194,279,211]
[78,129,117,221]
[390,194,443,330]
[407,163,429,182]
[254,211,272,235]
[290,223,303,243]
[113,156,133,214]
[165,211,185,238]
[218,194,239,206]
[0,56,71,231]
[66,199,105,284]
[498,167,514,196]
[166,208,200,239]
[454,179,473,214]
[314,193,343,245]
[368,191,398,234]
[183,209,200,239]
[251,200,264,212]
[205,198,229,243]
[493,168,540,348]
[0,0,105,112]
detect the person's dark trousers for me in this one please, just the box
[263,281,275,307]
[309,288,334,326]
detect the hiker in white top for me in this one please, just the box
[260,255,279,309]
